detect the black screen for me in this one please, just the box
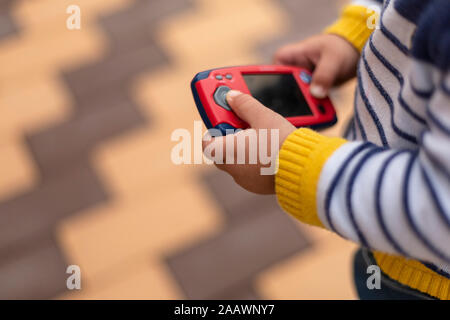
[243,74,312,117]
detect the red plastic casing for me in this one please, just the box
[192,65,337,131]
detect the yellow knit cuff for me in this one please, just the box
[325,5,378,52]
[373,251,450,300]
[275,128,347,227]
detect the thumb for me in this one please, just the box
[226,90,286,129]
[310,51,340,99]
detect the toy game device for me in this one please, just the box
[191,65,337,134]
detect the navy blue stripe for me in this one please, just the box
[426,107,450,135]
[419,165,450,229]
[375,150,410,256]
[346,147,385,247]
[380,0,410,55]
[350,120,356,140]
[403,153,450,262]
[353,87,367,141]
[410,80,433,99]
[357,62,390,147]
[344,118,354,138]
[324,143,373,235]
[368,37,427,125]
[362,48,420,144]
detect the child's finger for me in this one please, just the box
[273,44,313,68]
[273,45,296,65]
[309,51,341,98]
[225,91,286,129]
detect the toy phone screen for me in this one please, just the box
[243,74,313,117]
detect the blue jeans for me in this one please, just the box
[353,248,435,300]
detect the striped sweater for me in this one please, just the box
[275,0,450,299]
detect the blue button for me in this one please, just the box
[215,75,223,80]
[300,71,312,84]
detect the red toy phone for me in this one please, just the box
[191,65,337,134]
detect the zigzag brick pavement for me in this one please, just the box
[0,0,193,299]
[0,0,357,299]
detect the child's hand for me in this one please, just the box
[274,34,359,98]
[202,90,296,195]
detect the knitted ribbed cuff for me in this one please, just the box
[373,251,450,300]
[325,5,378,52]
[275,128,346,227]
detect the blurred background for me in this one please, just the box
[0,0,359,299]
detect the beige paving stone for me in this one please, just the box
[256,225,359,300]
[0,75,71,137]
[57,178,222,282]
[0,24,106,83]
[92,127,192,200]
[0,137,36,201]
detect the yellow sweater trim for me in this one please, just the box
[275,128,346,227]
[325,5,378,52]
[374,251,450,300]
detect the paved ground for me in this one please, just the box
[0,0,358,299]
